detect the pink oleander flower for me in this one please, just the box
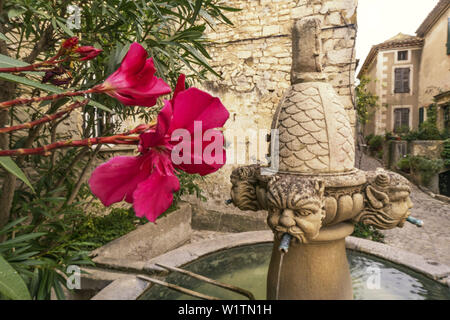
[97,42,171,107]
[75,46,103,61]
[89,75,229,222]
[62,37,79,49]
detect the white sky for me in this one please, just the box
[355,0,440,75]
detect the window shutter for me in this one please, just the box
[419,107,424,125]
[394,69,402,93]
[394,109,401,131]
[403,68,410,92]
[447,17,450,55]
[401,108,410,128]
[394,68,410,93]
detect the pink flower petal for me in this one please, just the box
[172,74,186,100]
[140,100,173,150]
[89,155,151,206]
[120,42,148,75]
[133,171,180,222]
[173,129,226,176]
[103,43,171,107]
[169,88,229,134]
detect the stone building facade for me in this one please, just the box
[194,0,359,212]
[357,33,424,136]
[358,0,450,136]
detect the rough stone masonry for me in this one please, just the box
[193,0,359,214]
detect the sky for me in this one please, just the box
[355,0,440,75]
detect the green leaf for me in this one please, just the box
[0,33,10,43]
[0,254,32,300]
[55,18,75,37]
[7,8,27,19]
[0,53,29,68]
[0,157,34,192]
[0,73,112,113]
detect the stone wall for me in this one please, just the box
[194,0,358,212]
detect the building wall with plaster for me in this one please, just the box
[418,7,450,108]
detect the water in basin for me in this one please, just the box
[140,243,450,300]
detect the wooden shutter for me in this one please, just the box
[401,108,409,128]
[394,69,402,93]
[394,68,410,93]
[447,17,450,55]
[419,107,424,126]
[402,68,410,92]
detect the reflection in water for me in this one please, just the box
[140,243,450,300]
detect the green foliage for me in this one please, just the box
[417,121,442,140]
[351,222,384,243]
[384,131,395,141]
[394,125,410,135]
[367,135,384,152]
[0,156,34,192]
[442,139,450,167]
[0,254,31,300]
[175,171,206,203]
[410,155,444,186]
[397,156,411,173]
[356,76,379,125]
[401,130,419,141]
[69,207,147,250]
[0,209,94,300]
[365,134,374,144]
[1,0,233,299]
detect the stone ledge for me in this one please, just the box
[192,209,269,233]
[91,276,150,300]
[91,202,192,265]
[346,236,450,282]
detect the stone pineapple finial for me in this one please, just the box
[291,17,327,84]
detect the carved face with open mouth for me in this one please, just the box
[354,169,413,229]
[267,176,325,243]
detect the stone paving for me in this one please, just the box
[356,151,450,266]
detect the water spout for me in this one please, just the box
[278,233,292,253]
[406,216,424,227]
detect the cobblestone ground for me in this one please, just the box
[356,151,450,266]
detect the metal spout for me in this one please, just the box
[278,233,292,253]
[406,216,424,227]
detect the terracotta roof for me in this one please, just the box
[416,0,450,37]
[357,33,424,79]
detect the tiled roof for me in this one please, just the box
[416,0,450,37]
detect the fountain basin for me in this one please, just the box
[91,231,450,300]
[140,243,450,300]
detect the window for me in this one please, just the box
[394,108,410,133]
[419,107,425,126]
[394,68,410,93]
[444,105,450,129]
[397,50,408,61]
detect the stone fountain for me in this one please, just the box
[230,18,415,300]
